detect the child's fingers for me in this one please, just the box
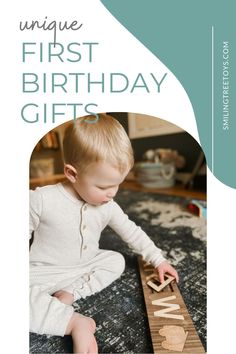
[169,268,179,283]
[163,267,179,284]
[158,270,165,283]
[156,262,179,284]
[173,270,179,283]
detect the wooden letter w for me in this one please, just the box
[152,295,184,320]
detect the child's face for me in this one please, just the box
[74,162,129,206]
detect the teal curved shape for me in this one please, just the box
[100,0,236,189]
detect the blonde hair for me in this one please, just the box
[63,114,134,174]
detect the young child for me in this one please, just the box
[30,114,179,354]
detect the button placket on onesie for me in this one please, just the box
[61,201,126,301]
[67,202,94,298]
[80,204,89,253]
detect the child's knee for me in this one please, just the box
[30,286,74,336]
[111,252,125,276]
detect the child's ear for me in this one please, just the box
[64,164,78,183]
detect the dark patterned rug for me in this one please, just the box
[30,189,207,353]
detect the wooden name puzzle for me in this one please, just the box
[138,258,205,353]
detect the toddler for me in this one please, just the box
[30,114,179,354]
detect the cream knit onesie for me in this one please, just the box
[30,183,165,336]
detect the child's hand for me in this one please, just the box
[156,260,179,284]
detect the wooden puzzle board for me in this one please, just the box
[138,258,205,353]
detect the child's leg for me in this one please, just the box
[52,290,98,353]
[53,289,74,305]
[30,250,125,302]
[65,313,98,354]
[62,250,125,301]
[30,285,98,353]
[30,250,124,351]
[30,284,74,336]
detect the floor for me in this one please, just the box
[120,179,206,200]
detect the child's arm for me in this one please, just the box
[108,201,175,273]
[29,189,42,238]
[156,260,179,283]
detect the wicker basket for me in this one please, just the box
[134,162,175,188]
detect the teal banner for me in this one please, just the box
[101,0,236,189]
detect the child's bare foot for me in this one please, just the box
[66,313,98,354]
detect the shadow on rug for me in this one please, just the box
[30,189,206,353]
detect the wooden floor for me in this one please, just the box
[120,180,206,200]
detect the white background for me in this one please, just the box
[1,1,235,353]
